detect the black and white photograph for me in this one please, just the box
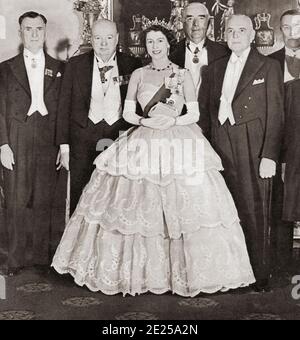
[0,0,300,323]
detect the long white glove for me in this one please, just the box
[123,100,141,125]
[175,102,200,126]
[123,100,200,127]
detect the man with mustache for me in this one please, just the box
[269,9,300,278]
[269,9,300,81]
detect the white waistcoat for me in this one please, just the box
[88,56,122,125]
[24,49,48,117]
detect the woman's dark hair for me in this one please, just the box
[142,25,176,49]
[19,11,47,26]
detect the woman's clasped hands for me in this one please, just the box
[141,115,176,130]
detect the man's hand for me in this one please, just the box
[0,144,15,171]
[142,115,176,130]
[259,158,276,179]
[56,149,70,171]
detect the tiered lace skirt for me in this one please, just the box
[52,124,255,296]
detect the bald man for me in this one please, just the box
[56,20,142,214]
[200,15,284,291]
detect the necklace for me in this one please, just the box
[150,62,172,72]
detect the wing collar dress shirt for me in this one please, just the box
[218,47,251,125]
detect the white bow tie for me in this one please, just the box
[230,53,243,64]
[188,43,203,54]
[97,61,114,68]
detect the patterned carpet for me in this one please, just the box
[0,264,300,320]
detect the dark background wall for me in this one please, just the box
[114,0,298,54]
[235,0,296,52]
[0,0,298,62]
[113,0,172,48]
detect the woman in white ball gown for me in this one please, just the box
[52,25,255,297]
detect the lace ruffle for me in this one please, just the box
[52,222,255,297]
[72,168,240,238]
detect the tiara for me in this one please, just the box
[142,16,174,31]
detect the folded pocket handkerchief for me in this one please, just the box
[253,78,265,85]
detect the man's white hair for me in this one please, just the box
[227,14,254,30]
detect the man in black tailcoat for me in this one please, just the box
[0,12,67,275]
[200,15,284,291]
[56,19,142,215]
